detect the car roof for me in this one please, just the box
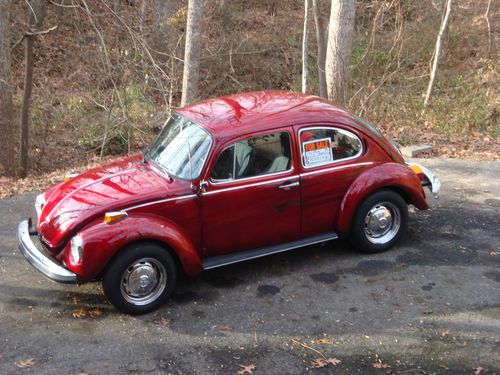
[177,90,364,142]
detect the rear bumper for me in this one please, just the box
[18,219,77,284]
[406,162,441,199]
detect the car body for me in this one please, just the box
[18,91,441,314]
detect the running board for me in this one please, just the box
[202,232,338,270]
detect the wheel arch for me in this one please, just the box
[72,213,203,282]
[96,238,185,280]
[336,163,427,235]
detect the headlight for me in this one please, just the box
[35,194,46,219]
[70,235,83,265]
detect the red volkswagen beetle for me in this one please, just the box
[18,91,440,314]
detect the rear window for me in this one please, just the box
[350,113,383,138]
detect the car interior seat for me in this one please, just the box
[235,142,253,178]
[266,156,289,173]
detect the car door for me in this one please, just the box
[201,128,301,257]
[296,125,369,237]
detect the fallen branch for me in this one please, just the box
[11,25,58,52]
[291,338,326,359]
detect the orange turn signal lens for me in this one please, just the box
[64,173,78,182]
[408,164,423,175]
[104,211,128,224]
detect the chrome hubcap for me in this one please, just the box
[120,258,167,306]
[364,202,401,244]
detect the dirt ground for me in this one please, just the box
[0,157,499,374]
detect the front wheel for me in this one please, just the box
[350,190,408,253]
[103,243,177,315]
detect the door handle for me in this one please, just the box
[278,181,300,190]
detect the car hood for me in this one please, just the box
[38,155,170,250]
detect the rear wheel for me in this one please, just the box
[350,190,408,253]
[103,243,177,315]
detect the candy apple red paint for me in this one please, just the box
[18,91,440,314]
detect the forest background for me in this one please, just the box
[0,0,498,197]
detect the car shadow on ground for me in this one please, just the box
[3,201,498,327]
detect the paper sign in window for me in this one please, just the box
[303,138,333,167]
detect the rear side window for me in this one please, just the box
[210,131,292,182]
[299,127,362,168]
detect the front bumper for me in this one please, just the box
[18,219,77,284]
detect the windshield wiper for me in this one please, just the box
[141,147,149,163]
[158,161,174,182]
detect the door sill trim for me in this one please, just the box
[202,232,338,270]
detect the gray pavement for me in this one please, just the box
[0,157,499,374]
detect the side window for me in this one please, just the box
[210,131,292,182]
[210,146,234,181]
[300,127,362,168]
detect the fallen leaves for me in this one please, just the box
[310,357,341,368]
[217,324,234,332]
[16,358,35,368]
[235,364,255,375]
[373,360,391,369]
[72,307,102,318]
[153,317,170,326]
[315,338,332,345]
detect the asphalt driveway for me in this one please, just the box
[0,158,499,374]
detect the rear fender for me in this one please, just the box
[64,212,202,281]
[337,163,428,235]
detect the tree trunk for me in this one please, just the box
[181,0,204,106]
[424,0,453,108]
[19,36,34,178]
[325,0,356,105]
[19,0,46,178]
[0,0,15,177]
[153,0,174,48]
[139,0,147,33]
[301,0,310,93]
[312,0,327,98]
[485,0,492,59]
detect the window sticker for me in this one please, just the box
[302,137,333,167]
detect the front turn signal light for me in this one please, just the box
[64,173,78,182]
[408,164,423,175]
[104,211,128,224]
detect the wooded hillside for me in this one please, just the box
[0,0,498,193]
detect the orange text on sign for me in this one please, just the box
[305,140,329,152]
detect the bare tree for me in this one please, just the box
[153,0,174,48]
[302,0,310,93]
[0,0,15,176]
[181,0,204,106]
[312,0,327,98]
[325,0,356,105]
[139,0,147,33]
[19,0,47,177]
[485,0,492,59]
[424,0,453,108]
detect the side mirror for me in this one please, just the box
[199,180,208,193]
[192,180,208,195]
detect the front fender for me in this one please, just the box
[64,212,203,281]
[336,163,428,235]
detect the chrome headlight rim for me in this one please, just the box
[70,234,83,265]
[35,193,46,219]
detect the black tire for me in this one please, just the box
[350,190,408,253]
[102,242,177,315]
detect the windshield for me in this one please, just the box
[145,114,212,180]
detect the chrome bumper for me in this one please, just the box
[407,162,441,199]
[17,220,77,284]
